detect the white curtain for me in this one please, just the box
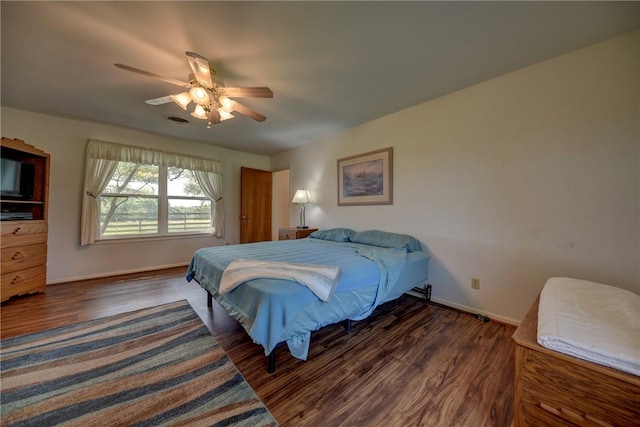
[193,170,225,238]
[80,157,118,246]
[86,139,222,174]
[80,139,224,245]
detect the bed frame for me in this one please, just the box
[207,292,354,372]
[512,295,640,426]
[205,284,430,373]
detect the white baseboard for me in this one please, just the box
[406,290,520,326]
[47,262,190,285]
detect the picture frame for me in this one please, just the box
[337,147,393,206]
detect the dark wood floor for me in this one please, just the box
[1,267,516,426]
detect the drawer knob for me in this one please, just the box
[11,275,22,284]
[12,227,21,235]
[12,251,24,260]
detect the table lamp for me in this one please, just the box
[291,189,310,229]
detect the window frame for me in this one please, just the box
[98,164,213,241]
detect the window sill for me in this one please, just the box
[95,232,216,245]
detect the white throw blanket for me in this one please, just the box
[537,277,640,376]
[219,258,341,302]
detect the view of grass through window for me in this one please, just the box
[100,163,212,237]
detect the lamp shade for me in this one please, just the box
[219,96,237,113]
[291,189,310,204]
[170,92,192,110]
[218,108,235,121]
[189,86,210,105]
[190,104,208,120]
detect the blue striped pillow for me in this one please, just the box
[350,230,422,252]
[309,228,356,242]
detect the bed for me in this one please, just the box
[186,228,429,372]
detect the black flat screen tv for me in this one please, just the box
[1,158,35,199]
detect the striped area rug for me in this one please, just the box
[0,300,278,426]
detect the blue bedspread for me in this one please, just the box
[186,238,428,360]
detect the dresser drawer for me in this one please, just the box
[519,347,639,426]
[279,229,296,240]
[1,221,48,248]
[1,265,46,301]
[1,243,47,274]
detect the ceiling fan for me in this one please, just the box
[114,51,273,128]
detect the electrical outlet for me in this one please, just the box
[471,277,480,290]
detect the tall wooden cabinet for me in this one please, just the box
[1,138,50,302]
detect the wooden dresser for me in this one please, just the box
[1,138,50,302]
[278,227,318,240]
[512,296,640,426]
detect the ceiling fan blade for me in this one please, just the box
[208,108,221,125]
[145,95,173,105]
[234,102,267,122]
[224,87,273,98]
[211,74,226,88]
[114,63,189,87]
[185,52,214,89]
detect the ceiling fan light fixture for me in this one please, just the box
[191,104,208,120]
[219,96,237,113]
[170,92,192,110]
[218,108,235,121]
[115,51,272,129]
[189,86,210,105]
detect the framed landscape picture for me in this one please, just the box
[337,147,393,206]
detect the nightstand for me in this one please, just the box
[278,227,318,240]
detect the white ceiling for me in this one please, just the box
[2,2,639,156]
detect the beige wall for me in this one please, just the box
[1,107,270,283]
[273,30,640,323]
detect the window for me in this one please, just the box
[100,162,160,236]
[99,163,213,238]
[81,139,224,245]
[166,167,212,235]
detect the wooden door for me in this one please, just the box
[240,167,272,243]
